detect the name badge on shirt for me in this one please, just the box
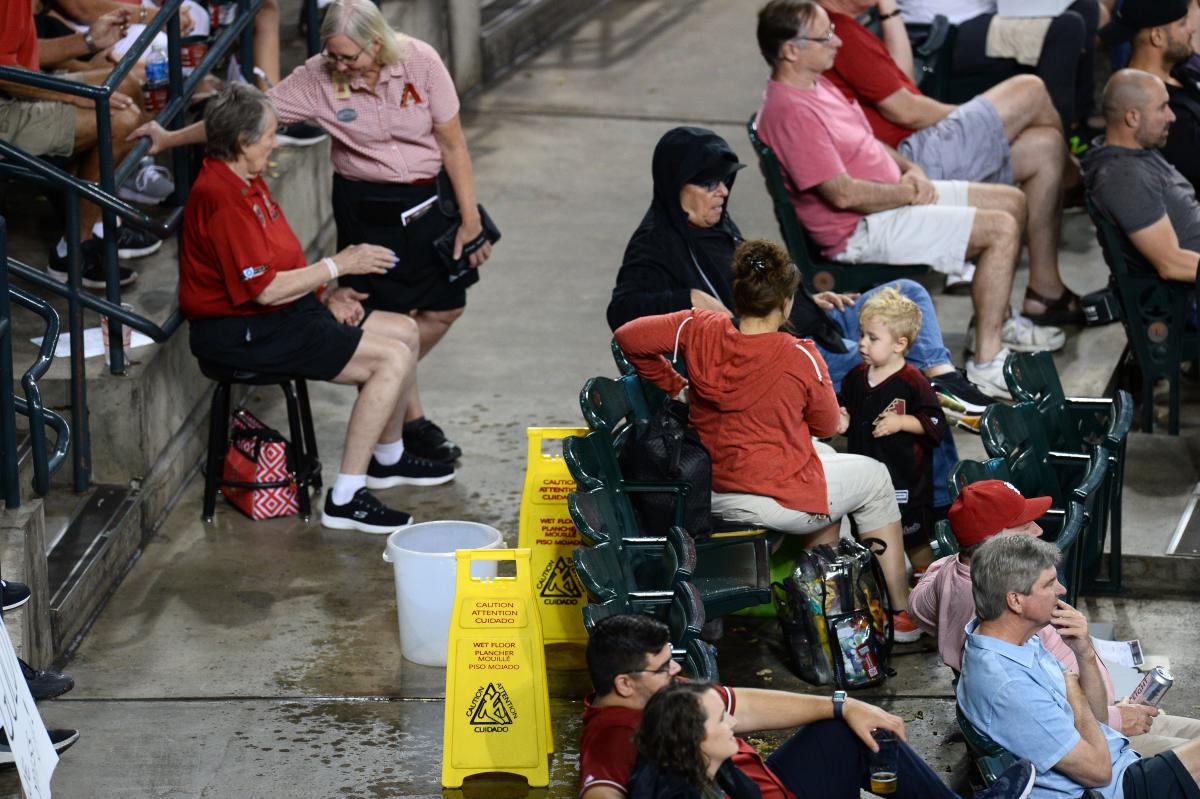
[336,107,357,123]
[241,265,268,281]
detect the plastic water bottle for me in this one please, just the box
[145,44,168,84]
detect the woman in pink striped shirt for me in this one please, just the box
[131,0,491,464]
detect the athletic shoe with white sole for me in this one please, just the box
[1,579,30,611]
[967,314,1065,354]
[104,224,162,259]
[365,452,455,489]
[320,488,413,534]
[118,158,175,205]
[47,239,138,289]
[891,610,924,643]
[929,369,996,416]
[966,348,1014,400]
[0,728,79,766]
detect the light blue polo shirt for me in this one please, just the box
[958,618,1141,799]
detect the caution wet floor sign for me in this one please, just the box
[441,548,552,788]
[517,427,589,644]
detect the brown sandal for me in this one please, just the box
[1023,286,1085,326]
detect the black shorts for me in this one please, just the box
[900,503,932,550]
[1123,751,1200,799]
[332,173,471,314]
[188,294,362,381]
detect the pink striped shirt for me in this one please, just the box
[268,38,460,183]
[909,553,1123,730]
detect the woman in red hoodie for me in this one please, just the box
[615,239,917,632]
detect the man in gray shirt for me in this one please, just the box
[1083,68,1200,283]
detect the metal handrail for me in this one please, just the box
[9,286,70,495]
[0,0,263,373]
[0,220,19,507]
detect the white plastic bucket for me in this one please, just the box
[382,521,504,666]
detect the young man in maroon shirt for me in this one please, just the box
[579,614,1035,799]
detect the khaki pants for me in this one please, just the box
[0,96,75,158]
[711,441,900,535]
[1131,713,1200,757]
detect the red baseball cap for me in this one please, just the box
[947,480,1052,548]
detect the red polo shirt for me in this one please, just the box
[179,158,306,319]
[579,686,797,799]
[824,12,919,149]
[0,0,39,71]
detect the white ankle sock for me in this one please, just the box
[55,239,67,258]
[373,438,405,466]
[331,473,366,505]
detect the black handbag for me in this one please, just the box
[433,169,501,285]
[621,397,714,538]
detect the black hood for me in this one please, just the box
[649,126,743,239]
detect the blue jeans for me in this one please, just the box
[817,279,958,508]
[765,719,962,799]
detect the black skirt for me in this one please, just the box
[332,173,474,313]
[188,294,363,381]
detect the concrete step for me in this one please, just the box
[480,0,612,84]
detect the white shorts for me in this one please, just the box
[832,179,976,279]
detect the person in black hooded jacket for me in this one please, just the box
[607,126,989,511]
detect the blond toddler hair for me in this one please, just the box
[858,287,922,355]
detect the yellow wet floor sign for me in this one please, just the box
[517,427,589,644]
[442,548,552,788]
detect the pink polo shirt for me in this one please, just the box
[269,37,460,183]
[909,554,1123,730]
[757,76,901,257]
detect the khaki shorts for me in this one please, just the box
[711,441,900,534]
[0,95,75,158]
[832,179,976,278]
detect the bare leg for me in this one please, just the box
[983,74,1062,139]
[960,187,1017,359]
[411,306,465,357]
[361,311,421,442]
[1171,738,1200,783]
[330,332,417,474]
[73,103,141,238]
[1010,127,1071,307]
[861,520,910,610]
[253,0,281,86]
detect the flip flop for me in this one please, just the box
[1023,286,1085,326]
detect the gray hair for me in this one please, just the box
[971,535,1060,622]
[203,84,276,161]
[321,0,407,66]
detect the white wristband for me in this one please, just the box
[323,257,338,280]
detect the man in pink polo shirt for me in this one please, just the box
[754,0,1030,398]
[909,479,1200,756]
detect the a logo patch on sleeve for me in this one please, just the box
[241,265,268,280]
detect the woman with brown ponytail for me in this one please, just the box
[614,238,920,638]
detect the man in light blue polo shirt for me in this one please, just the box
[958,535,1200,799]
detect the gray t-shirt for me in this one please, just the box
[1083,143,1200,259]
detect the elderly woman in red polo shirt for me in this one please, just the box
[182,84,454,534]
[133,0,491,466]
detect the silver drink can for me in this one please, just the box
[1129,666,1173,707]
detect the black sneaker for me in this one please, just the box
[20,658,74,701]
[365,451,455,489]
[975,759,1035,799]
[402,419,462,464]
[103,224,162,259]
[277,121,328,147]
[1,580,30,612]
[320,488,413,534]
[0,728,80,766]
[47,239,138,289]
[929,369,997,416]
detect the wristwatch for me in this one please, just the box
[832,690,847,720]
[83,31,99,54]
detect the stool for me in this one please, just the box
[199,359,322,522]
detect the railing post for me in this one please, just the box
[238,0,256,82]
[0,218,20,508]
[166,8,190,206]
[94,95,127,375]
[305,0,321,57]
[64,193,92,493]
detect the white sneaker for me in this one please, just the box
[966,348,1013,400]
[118,158,175,205]
[967,314,1065,354]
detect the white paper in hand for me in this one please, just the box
[0,616,59,798]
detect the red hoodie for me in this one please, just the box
[615,309,840,514]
